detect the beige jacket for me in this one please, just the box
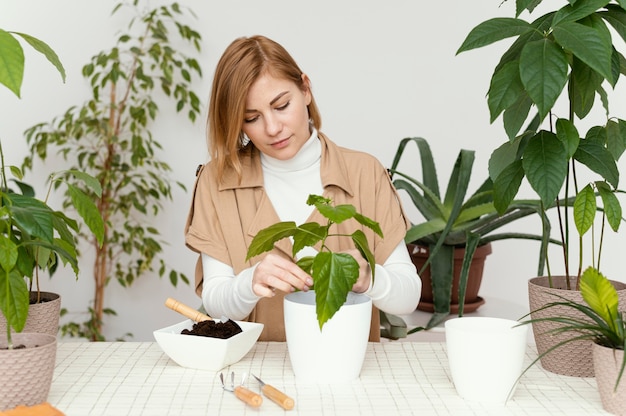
[184,133,410,341]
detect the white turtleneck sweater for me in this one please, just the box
[201,131,421,320]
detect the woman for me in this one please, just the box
[185,35,421,341]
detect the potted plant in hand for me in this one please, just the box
[246,194,382,382]
[389,136,554,330]
[520,266,626,414]
[457,0,626,376]
[0,28,104,410]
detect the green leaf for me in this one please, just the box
[351,229,376,279]
[389,137,440,199]
[246,222,298,259]
[315,202,356,224]
[0,235,18,271]
[0,29,25,97]
[67,184,105,247]
[7,194,55,242]
[519,38,569,119]
[429,244,454,315]
[0,268,29,333]
[11,32,65,83]
[597,181,622,232]
[405,218,446,244]
[296,256,314,275]
[488,60,525,123]
[600,5,626,45]
[580,266,619,333]
[606,119,626,160]
[574,139,619,188]
[522,131,568,206]
[313,252,359,329]
[573,184,596,236]
[493,160,525,214]
[353,213,383,238]
[569,56,603,119]
[66,169,103,197]
[503,94,533,139]
[555,118,580,158]
[292,222,327,256]
[552,0,610,25]
[457,18,533,54]
[553,21,613,82]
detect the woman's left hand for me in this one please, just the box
[343,249,371,293]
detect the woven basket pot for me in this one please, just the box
[528,276,626,377]
[593,343,626,416]
[0,292,61,337]
[0,333,57,410]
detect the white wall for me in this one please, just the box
[2,0,625,340]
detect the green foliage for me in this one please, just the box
[0,23,102,349]
[0,28,65,98]
[390,137,559,329]
[458,0,626,284]
[20,1,202,340]
[521,266,626,391]
[246,194,383,329]
[0,152,104,347]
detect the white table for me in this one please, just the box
[48,341,606,415]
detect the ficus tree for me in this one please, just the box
[21,1,203,340]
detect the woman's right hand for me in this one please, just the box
[252,253,313,297]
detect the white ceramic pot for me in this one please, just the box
[445,317,528,404]
[283,291,372,383]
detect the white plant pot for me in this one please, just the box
[445,317,528,404]
[284,291,372,383]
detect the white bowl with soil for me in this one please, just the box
[153,319,263,371]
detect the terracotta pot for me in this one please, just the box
[593,342,626,415]
[0,333,57,410]
[528,276,626,377]
[408,243,491,313]
[0,292,61,337]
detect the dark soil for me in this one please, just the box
[181,319,242,339]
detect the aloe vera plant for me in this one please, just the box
[390,137,557,329]
[246,194,382,329]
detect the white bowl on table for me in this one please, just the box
[153,319,263,371]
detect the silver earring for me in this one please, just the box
[240,133,250,147]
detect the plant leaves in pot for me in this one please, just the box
[389,137,553,330]
[457,0,626,377]
[520,266,626,415]
[0,25,104,411]
[246,194,382,382]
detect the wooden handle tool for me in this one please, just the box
[165,297,212,322]
[234,386,263,407]
[252,374,295,410]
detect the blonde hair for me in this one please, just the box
[207,35,322,183]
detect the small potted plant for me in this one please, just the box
[457,0,626,376]
[520,266,626,414]
[246,194,382,382]
[389,136,555,329]
[0,26,104,410]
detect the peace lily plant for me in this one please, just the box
[246,194,382,329]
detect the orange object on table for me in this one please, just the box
[0,402,64,416]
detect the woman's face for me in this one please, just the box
[242,72,312,160]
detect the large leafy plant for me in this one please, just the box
[246,194,383,329]
[457,0,626,287]
[1,28,104,348]
[389,137,554,329]
[20,1,202,340]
